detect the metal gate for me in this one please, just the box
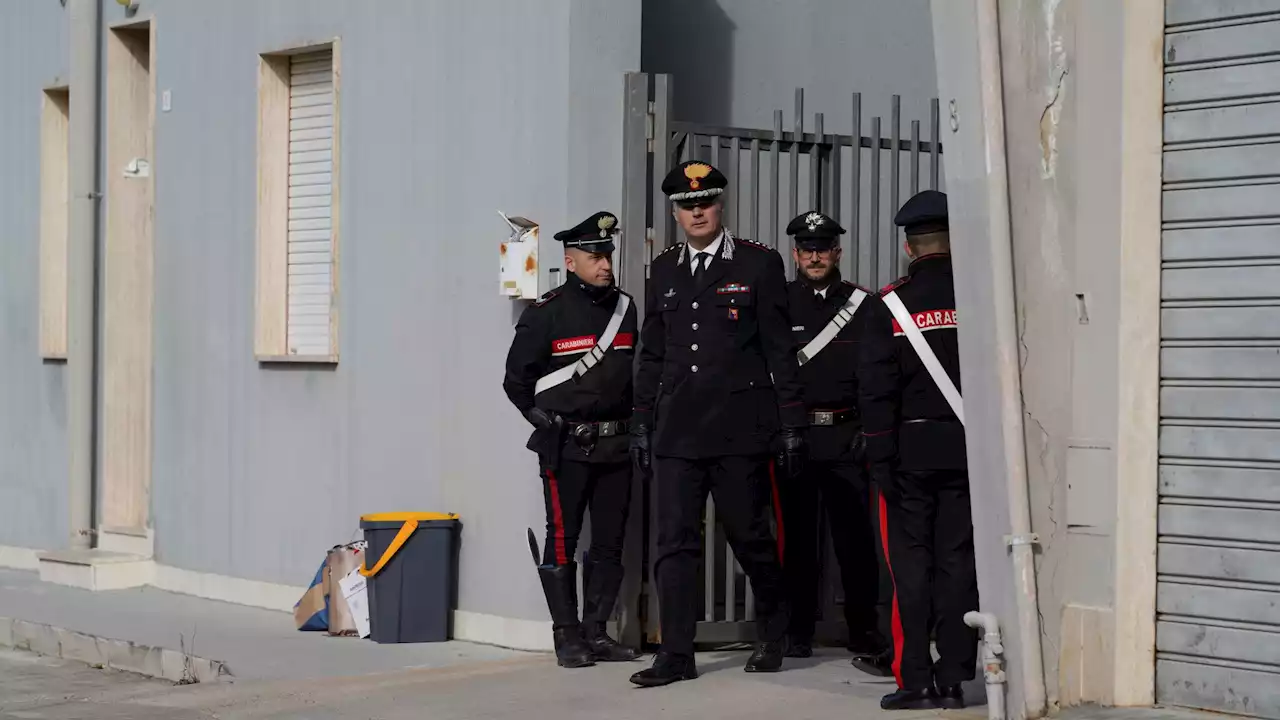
[617,72,943,646]
[1158,5,1280,717]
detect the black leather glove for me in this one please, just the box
[630,423,652,473]
[869,461,898,505]
[526,407,555,430]
[777,426,808,480]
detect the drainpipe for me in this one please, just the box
[966,611,1008,720]
[67,0,103,551]
[973,0,1049,716]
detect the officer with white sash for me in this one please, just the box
[856,190,978,710]
[777,211,892,675]
[502,211,641,669]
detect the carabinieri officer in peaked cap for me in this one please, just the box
[778,210,893,674]
[503,211,642,669]
[629,160,808,687]
[857,190,978,710]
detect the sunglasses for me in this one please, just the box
[676,199,718,211]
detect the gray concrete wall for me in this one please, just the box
[642,0,938,131]
[0,0,640,625]
[142,0,639,624]
[0,2,72,551]
[933,0,1153,711]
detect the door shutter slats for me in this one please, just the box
[286,49,334,356]
[1159,11,1280,717]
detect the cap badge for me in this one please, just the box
[684,162,712,190]
[597,214,616,238]
[804,212,825,232]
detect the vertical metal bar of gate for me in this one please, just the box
[911,120,921,196]
[810,113,823,211]
[652,75,673,252]
[930,98,941,190]
[850,93,862,285]
[771,111,782,248]
[869,117,881,288]
[749,138,760,242]
[618,72,650,648]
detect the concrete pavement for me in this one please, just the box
[0,645,962,720]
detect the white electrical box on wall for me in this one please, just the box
[499,211,562,300]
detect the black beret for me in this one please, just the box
[661,161,728,201]
[894,190,948,235]
[554,211,618,253]
[786,210,845,249]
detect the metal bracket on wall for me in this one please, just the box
[1004,533,1040,547]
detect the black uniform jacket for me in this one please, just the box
[787,274,875,463]
[634,232,806,459]
[503,280,639,464]
[856,254,966,471]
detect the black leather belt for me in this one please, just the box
[570,420,630,439]
[808,409,857,427]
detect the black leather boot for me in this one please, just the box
[537,563,595,668]
[934,684,966,709]
[581,557,641,662]
[744,640,784,672]
[784,635,813,658]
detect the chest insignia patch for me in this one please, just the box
[792,326,805,331]
[664,288,676,298]
[552,335,596,356]
[728,308,739,320]
[716,283,751,294]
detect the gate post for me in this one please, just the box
[617,71,650,648]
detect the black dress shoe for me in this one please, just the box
[744,641,784,672]
[850,648,894,677]
[784,636,812,658]
[881,688,939,710]
[934,684,966,709]
[629,652,698,687]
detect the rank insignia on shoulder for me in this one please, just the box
[532,290,560,307]
[657,243,684,257]
[879,276,910,295]
[716,283,751,294]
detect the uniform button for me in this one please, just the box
[691,365,699,373]
[692,344,699,351]
[692,301,700,310]
[692,323,699,330]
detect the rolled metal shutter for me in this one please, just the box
[286,49,334,356]
[1159,2,1280,716]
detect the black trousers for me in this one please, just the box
[653,454,789,657]
[883,469,980,690]
[779,456,889,643]
[540,460,632,568]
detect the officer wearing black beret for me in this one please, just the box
[629,160,806,686]
[856,190,978,709]
[503,210,642,669]
[777,211,892,674]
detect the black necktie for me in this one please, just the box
[692,252,708,285]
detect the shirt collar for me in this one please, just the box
[692,231,724,261]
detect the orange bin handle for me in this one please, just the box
[358,512,458,578]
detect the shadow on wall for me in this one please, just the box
[641,0,735,126]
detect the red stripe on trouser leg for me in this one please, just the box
[768,460,786,564]
[547,470,568,565]
[878,488,906,688]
